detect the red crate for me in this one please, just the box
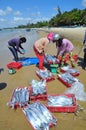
[36,71,55,82]
[60,67,80,77]
[30,94,47,101]
[29,87,47,101]
[7,62,22,69]
[46,94,77,113]
[9,87,30,109]
[22,101,57,130]
[57,73,79,87]
[45,55,60,64]
[47,60,59,65]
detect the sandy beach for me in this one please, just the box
[0,27,86,130]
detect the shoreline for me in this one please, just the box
[0,27,86,130]
[38,27,86,44]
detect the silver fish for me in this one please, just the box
[23,104,51,130]
[59,72,79,84]
[30,80,46,95]
[61,66,79,74]
[36,102,57,125]
[47,95,73,106]
[10,87,30,108]
[37,70,53,79]
[25,108,42,130]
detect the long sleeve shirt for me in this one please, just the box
[34,37,49,53]
[57,38,74,56]
[8,38,23,53]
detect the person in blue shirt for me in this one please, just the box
[8,37,26,62]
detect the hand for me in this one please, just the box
[40,50,45,55]
[21,52,24,55]
[55,55,58,59]
[22,49,26,54]
[44,53,47,56]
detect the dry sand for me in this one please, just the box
[0,27,86,130]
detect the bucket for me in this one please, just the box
[8,68,16,74]
[50,64,58,74]
[51,67,57,73]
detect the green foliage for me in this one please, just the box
[16,8,86,28]
[49,8,86,27]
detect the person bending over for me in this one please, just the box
[83,30,86,63]
[52,33,75,67]
[33,32,54,71]
[8,37,26,62]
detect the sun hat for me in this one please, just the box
[53,34,61,41]
[47,32,55,41]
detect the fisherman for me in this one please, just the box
[8,36,26,62]
[52,33,75,67]
[83,30,86,63]
[82,31,86,70]
[33,32,54,71]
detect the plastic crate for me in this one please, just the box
[60,66,80,77]
[50,64,59,74]
[9,87,30,109]
[47,60,59,65]
[29,87,47,101]
[57,73,79,87]
[36,70,55,82]
[22,102,57,130]
[45,55,60,64]
[7,62,22,69]
[46,94,77,113]
[30,94,47,101]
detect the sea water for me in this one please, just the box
[0,28,40,67]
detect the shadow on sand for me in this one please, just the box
[0,82,7,90]
[77,57,86,70]
[0,68,4,74]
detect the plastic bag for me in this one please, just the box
[65,81,86,101]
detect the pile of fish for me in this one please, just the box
[22,102,57,130]
[9,87,30,108]
[58,72,79,84]
[61,66,79,74]
[45,55,59,64]
[36,69,53,79]
[47,95,74,106]
[30,79,47,95]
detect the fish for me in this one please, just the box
[37,70,53,79]
[36,102,57,125]
[25,108,42,130]
[30,79,46,95]
[10,87,30,108]
[60,72,78,84]
[23,103,52,130]
[47,95,73,106]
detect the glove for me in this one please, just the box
[40,50,45,55]
[22,49,26,54]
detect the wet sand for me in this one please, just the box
[0,27,86,130]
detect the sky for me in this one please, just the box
[0,0,86,28]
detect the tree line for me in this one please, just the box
[18,8,86,28]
